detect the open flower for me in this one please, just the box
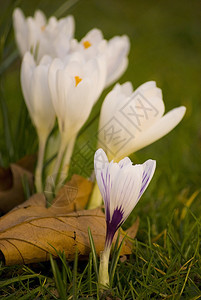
[70,28,130,87]
[98,81,186,161]
[21,51,55,192]
[13,8,74,62]
[94,148,156,286]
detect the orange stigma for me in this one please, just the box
[83,40,91,49]
[41,25,46,32]
[74,76,82,87]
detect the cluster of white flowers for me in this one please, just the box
[13,8,130,192]
[13,8,186,287]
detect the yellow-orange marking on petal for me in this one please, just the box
[83,40,91,49]
[75,76,82,87]
[41,25,46,32]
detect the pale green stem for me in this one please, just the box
[45,135,68,201]
[35,132,48,193]
[52,135,68,179]
[98,247,111,288]
[87,180,103,209]
[55,135,76,193]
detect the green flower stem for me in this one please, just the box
[44,134,68,205]
[35,132,48,193]
[55,135,76,193]
[87,180,102,209]
[52,135,68,181]
[98,247,111,288]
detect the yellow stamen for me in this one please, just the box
[41,25,46,32]
[83,40,91,49]
[74,76,82,87]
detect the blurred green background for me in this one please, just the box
[0,0,200,227]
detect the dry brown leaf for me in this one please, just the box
[50,174,92,213]
[0,166,12,191]
[0,207,132,265]
[16,155,36,173]
[0,175,91,232]
[0,164,34,214]
[0,174,137,265]
[125,217,140,239]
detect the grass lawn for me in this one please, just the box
[0,0,201,298]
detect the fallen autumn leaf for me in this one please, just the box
[0,175,138,265]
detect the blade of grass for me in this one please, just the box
[54,0,80,18]
[73,247,78,300]
[0,274,44,288]
[48,243,72,282]
[109,230,121,277]
[0,90,14,161]
[109,233,127,287]
[0,50,18,76]
[49,254,66,300]
[88,227,99,280]
[88,252,92,295]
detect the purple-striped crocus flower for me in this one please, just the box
[94,148,156,287]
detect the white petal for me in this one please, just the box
[20,52,35,113]
[13,8,28,56]
[121,81,133,96]
[31,65,55,127]
[39,54,52,65]
[94,149,119,218]
[94,149,110,204]
[130,106,186,153]
[110,164,143,222]
[106,35,130,86]
[34,10,46,26]
[26,17,41,53]
[118,157,132,168]
[82,28,103,45]
[48,58,64,111]
[106,57,128,87]
[138,159,156,199]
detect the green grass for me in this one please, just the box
[0,0,201,298]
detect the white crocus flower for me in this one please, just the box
[70,28,130,87]
[13,8,74,62]
[98,81,186,161]
[48,54,106,183]
[94,148,156,287]
[21,51,55,192]
[88,81,185,209]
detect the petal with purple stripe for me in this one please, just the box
[105,206,124,248]
[138,159,156,199]
[110,164,143,224]
[118,156,132,168]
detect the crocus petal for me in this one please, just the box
[48,55,105,142]
[13,8,75,62]
[21,52,36,112]
[98,81,133,129]
[34,10,46,26]
[94,149,156,250]
[106,57,128,88]
[48,58,64,111]
[129,106,186,153]
[82,28,103,45]
[118,156,132,168]
[13,8,28,55]
[21,51,55,137]
[94,149,118,221]
[138,159,156,199]
[109,164,143,223]
[105,35,130,86]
